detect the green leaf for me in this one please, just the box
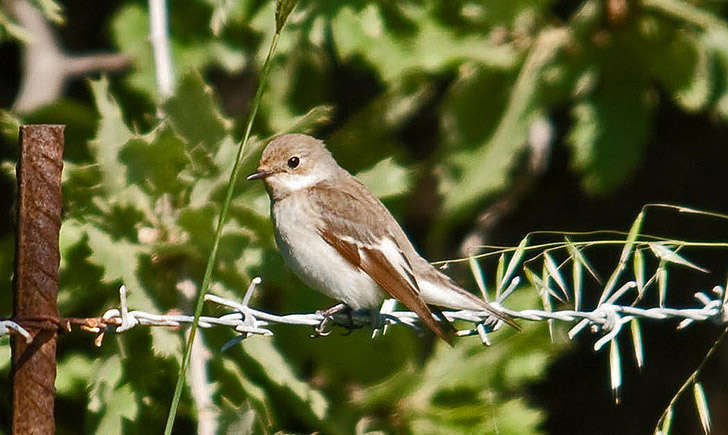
[609,339,622,402]
[544,252,569,301]
[496,253,506,296]
[565,239,583,310]
[0,10,30,42]
[693,382,711,434]
[468,256,488,301]
[150,327,182,357]
[0,339,10,371]
[82,223,151,311]
[331,4,517,82]
[524,265,555,337]
[439,29,569,219]
[634,248,645,296]
[242,339,328,421]
[600,210,644,304]
[275,0,297,33]
[328,76,434,172]
[0,109,21,142]
[280,105,334,135]
[56,354,95,395]
[355,157,411,199]
[120,127,189,196]
[565,237,600,283]
[357,288,553,432]
[657,261,668,308]
[262,47,332,133]
[221,359,271,418]
[498,236,528,293]
[88,78,135,194]
[541,260,565,304]
[163,72,230,149]
[111,3,245,99]
[658,407,674,435]
[89,355,124,413]
[650,31,711,112]
[631,319,644,370]
[110,4,157,97]
[96,384,139,435]
[440,67,515,152]
[567,84,653,194]
[648,243,709,273]
[704,29,728,117]
[32,0,64,24]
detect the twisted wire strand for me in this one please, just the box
[3,278,725,349]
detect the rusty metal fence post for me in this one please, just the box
[11,125,64,434]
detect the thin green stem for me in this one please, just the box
[654,326,728,433]
[434,239,728,265]
[642,0,728,32]
[437,204,728,266]
[644,203,728,221]
[163,30,282,435]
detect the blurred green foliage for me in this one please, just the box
[2,0,728,433]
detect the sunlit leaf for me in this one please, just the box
[600,211,643,304]
[496,253,506,296]
[440,29,568,219]
[693,382,711,434]
[631,319,644,370]
[96,384,139,435]
[544,252,569,301]
[468,256,488,301]
[0,109,21,142]
[331,4,516,82]
[634,248,645,296]
[356,157,411,199]
[657,261,668,308]
[567,77,653,194]
[649,31,711,112]
[88,78,134,193]
[704,28,728,117]
[657,407,674,435]
[0,11,30,42]
[33,0,64,24]
[610,339,622,404]
[163,72,230,150]
[275,0,297,33]
[241,339,328,422]
[56,354,95,395]
[499,236,528,293]
[649,243,709,273]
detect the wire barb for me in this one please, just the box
[0,320,33,343]
[4,277,725,352]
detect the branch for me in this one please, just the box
[148,0,175,98]
[4,0,130,113]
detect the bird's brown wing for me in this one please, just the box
[311,182,454,344]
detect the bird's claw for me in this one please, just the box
[310,315,334,338]
[310,303,354,338]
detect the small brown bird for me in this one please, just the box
[248,134,517,343]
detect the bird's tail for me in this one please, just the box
[419,276,521,331]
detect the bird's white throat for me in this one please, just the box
[268,171,325,194]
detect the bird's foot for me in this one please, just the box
[311,303,349,338]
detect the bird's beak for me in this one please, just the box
[246,169,273,181]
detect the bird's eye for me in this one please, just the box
[287,156,300,169]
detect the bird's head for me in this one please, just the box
[247,134,338,199]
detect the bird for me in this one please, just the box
[247,134,518,344]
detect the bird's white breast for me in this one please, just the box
[272,195,385,309]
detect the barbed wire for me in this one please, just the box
[3,276,726,353]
